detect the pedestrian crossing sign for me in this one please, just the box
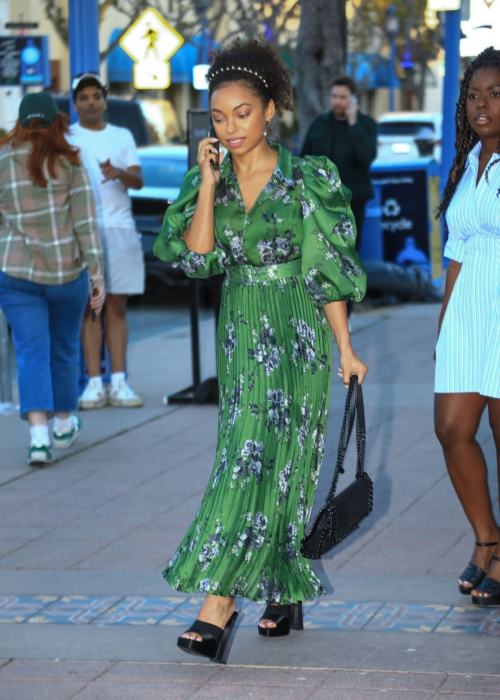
[119,8,184,89]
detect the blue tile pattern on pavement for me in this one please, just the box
[0,595,58,623]
[0,595,499,634]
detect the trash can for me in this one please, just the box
[369,158,443,284]
[359,182,383,262]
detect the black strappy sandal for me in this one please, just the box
[177,611,239,664]
[458,541,498,595]
[472,556,500,606]
[258,602,303,637]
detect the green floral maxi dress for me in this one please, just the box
[153,144,367,604]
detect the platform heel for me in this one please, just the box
[472,556,500,607]
[458,540,498,595]
[291,601,303,630]
[258,602,303,637]
[177,611,239,664]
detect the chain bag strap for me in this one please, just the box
[300,375,373,560]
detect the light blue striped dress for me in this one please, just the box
[435,142,500,397]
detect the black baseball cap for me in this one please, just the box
[19,92,58,129]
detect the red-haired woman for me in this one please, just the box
[0,93,104,465]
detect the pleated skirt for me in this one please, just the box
[163,260,332,603]
[435,236,500,397]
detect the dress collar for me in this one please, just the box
[466,141,482,169]
[220,141,295,187]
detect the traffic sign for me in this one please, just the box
[5,22,39,29]
[119,8,183,89]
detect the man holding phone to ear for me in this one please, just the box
[300,76,377,252]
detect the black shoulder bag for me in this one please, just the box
[301,375,373,560]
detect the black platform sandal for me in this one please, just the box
[472,556,500,606]
[458,541,498,595]
[258,602,303,637]
[177,611,239,664]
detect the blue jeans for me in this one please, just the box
[0,270,88,420]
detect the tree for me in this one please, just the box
[348,0,441,111]
[43,0,301,62]
[295,0,347,143]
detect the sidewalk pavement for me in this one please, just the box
[0,303,499,700]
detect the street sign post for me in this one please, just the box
[119,8,183,90]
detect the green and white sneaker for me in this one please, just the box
[52,415,82,450]
[28,444,52,466]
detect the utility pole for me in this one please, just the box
[68,0,100,123]
[384,5,400,112]
[439,8,461,195]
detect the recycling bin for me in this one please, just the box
[369,158,443,284]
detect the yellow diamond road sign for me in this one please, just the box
[119,8,184,89]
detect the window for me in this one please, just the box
[378,122,435,137]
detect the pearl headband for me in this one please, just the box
[208,65,269,88]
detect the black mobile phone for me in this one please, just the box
[91,287,98,322]
[209,119,220,171]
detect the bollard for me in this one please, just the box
[0,308,15,414]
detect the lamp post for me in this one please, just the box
[440,9,461,197]
[384,5,400,112]
[195,1,210,109]
[68,0,100,123]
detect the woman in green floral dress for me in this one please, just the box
[154,39,368,663]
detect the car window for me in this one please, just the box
[140,157,188,188]
[378,121,435,136]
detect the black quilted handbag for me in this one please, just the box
[301,375,373,560]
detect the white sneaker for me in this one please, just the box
[28,443,52,466]
[79,380,108,410]
[108,379,143,408]
[52,415,82,450]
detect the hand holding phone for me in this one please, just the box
[208,122,220,171]
[347,95,359,126]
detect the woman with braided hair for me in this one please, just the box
[154,39,368,662]
[435,47,500,606]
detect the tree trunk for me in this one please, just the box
[295,0,347,145]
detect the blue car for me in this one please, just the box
[129,145,189,288]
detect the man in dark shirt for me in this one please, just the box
[300,76,378,251]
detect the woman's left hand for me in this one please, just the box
[338,348,369,387]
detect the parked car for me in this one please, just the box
[376,112,442,164]
[53,95,152,146]
[129,145,189,287]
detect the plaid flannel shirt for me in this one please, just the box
[0,144,103,287]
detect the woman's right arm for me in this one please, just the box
[438,260,462,338]
[183,136,220,254]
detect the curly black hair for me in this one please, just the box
[437,46,500,218]
[207,38,293,117]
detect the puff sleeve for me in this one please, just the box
[153,166,227,278]
[300,156,367,306]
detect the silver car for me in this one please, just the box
[376,112,442,163]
